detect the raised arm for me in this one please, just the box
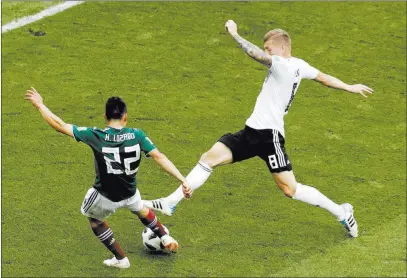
[24,87,74,137]
[225,20,273,67]
[314,72,374,98]
[148,149,192,198]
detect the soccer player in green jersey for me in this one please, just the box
[25,87,192,269]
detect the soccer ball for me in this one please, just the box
[142,225,169,251]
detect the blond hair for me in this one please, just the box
[263,29,291,47]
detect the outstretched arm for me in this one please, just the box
[148,149,192,198]
[314,72,374,98]
[24,87,74,137]
[225,20,273,67]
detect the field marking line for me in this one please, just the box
[1,1,84,34]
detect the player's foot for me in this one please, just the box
[103,256,130,269]
[339,203,358,238]
[161,234,179,252]
[144,198,176,216]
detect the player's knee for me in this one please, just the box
[283,187,295,198]
[89,218,103,229]
[90,221,100,229]
[277,182,295,198]
[200,151,219,169]
[133,206,148,218]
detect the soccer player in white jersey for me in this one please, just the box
[146,20,373,238]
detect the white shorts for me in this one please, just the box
[80,187,143,221]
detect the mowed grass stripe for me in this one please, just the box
[1,1,406,277]
[273,214,407,277]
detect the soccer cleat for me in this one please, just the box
[144,198,176,216]
[339,203,358,238]
[103,256,130,269]
[161,234,179,252]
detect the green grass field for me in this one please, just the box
[1,1,61,25]
[2,2,406,277]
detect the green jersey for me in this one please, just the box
[73,125,156,202]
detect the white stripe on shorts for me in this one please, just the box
[82,190,96,209]
[273,130,282,166]
[273,130,286,167]
[83,190,98,213]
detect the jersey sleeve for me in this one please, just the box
[301,60,319,80]
[72,125,95,145]
[135,129,157,156]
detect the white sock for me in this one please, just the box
[293,183,345,220]
[166,161,213,204]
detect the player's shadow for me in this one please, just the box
[141,249,175,257]
[127,247,176,259]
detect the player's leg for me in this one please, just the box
[88,217,130,268]
[272,170,344,217]
[166,141,233,202]
[131,207,179,251]
[145,127,257,216]
[127,190,178,251]
[259,130,358,237]
[81,188,130,268]
[271,171,358,237]
[144,141,233,215]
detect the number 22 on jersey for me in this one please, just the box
[102,145,140,175]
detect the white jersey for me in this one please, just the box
[245,55,319,137]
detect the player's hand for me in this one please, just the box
[347,84,374,98]
[225,20,238,35]
[182,181,192,199]
[24,87,44,108]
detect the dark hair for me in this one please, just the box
[105,97,127,120]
